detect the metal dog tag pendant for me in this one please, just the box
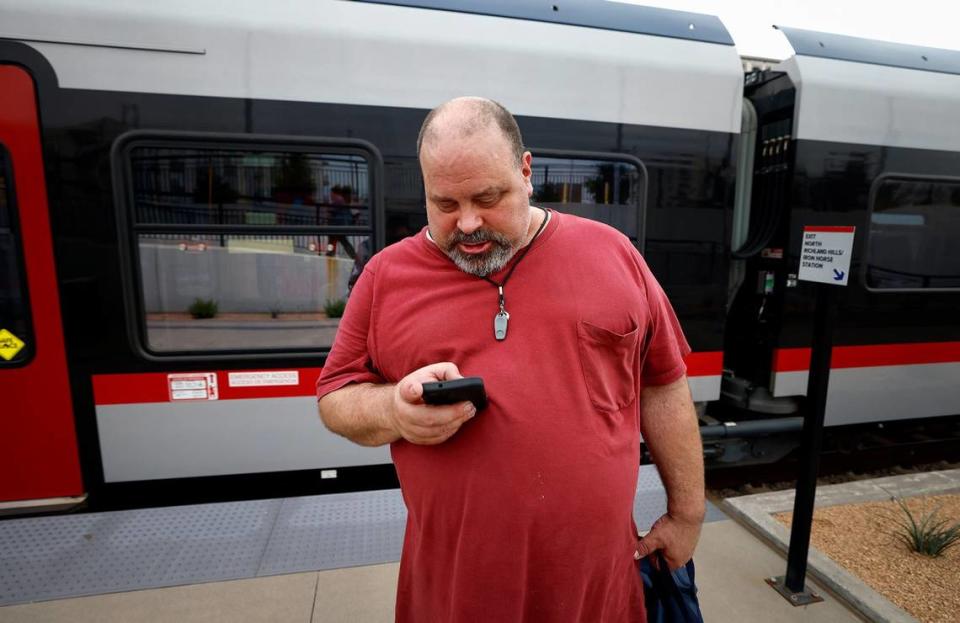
[494,310,510,341]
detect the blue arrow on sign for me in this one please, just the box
[833,269,845,281]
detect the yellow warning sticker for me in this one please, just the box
[0,328,26,361]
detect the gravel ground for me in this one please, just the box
[775,494,960,623]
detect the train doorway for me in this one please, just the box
[0,65,84,513]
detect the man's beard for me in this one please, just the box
[439,228,518,277]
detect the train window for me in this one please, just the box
[530,153,646,245]
[119,137,379,356]
[865,176,960,291]
[130,149,371,227]
[0,146,33,365]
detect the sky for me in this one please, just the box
[613,0,960,59]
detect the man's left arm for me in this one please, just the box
[635,374,705,569]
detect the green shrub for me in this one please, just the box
[323,298,346,318]
[888,493,960,557]
[188,298,219,319]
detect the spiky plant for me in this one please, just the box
[889,494,960,558]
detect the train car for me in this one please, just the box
[0,0,741,513]
[0,0,956,515]
[718,27,960,465]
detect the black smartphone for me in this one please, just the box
[421,377,487,411]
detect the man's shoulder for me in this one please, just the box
[551,210,636,253]
[367,230,431,273]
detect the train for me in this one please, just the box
[1,0,958,515]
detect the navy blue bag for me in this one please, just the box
[639,553,704,623]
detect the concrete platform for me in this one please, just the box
[0,564,398,623]
[0,466,725,607]
[0,517,864,623]
[695,519,862,623]
[0,461,884,622]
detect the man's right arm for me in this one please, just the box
[319,383,400,447]
[318,362,476,447]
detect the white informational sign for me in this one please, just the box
[798,226,856,286]
[228,370,300,387]
[168,373,219,401]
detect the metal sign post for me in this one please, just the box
[767,226,855,605]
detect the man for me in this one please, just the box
[317,97,704,622]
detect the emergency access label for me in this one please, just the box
[0,328,25,361]
[168,372,219,401]
[227,370,300,387]
[798,226,855,286]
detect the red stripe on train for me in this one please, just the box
[684,351,723,376]
[92,352,725,406]
[773,341,960,372]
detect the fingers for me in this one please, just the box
[635,513,701,570]
[662,551,686,571]
[637,535,679,571]
[395,400,476,445]
[398,378,424,404]
[427,361,463,382]
[393,362,473,445]
[406,402,474,437]
[397,362,464,406]
[635,533,659,561]
[636,514,665,560]
[414,406,475,445]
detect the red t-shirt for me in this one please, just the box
[317,211,690,622]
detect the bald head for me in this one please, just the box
[417,96,524,166]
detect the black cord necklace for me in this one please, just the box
[482,208,549,341]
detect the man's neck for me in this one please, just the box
[523,206,550,247]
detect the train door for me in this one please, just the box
[0,65,84,512]
[721,67,800,415]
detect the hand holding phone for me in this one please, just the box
[389,363,480,446]
[421,377,487,411]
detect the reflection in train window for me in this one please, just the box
[0,146,33,365]
[866,177,960,290]
[130,148,370,227]
[125,142,376,355]
[530,155,645,242]
[138,233,371,353]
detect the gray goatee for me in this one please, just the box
[440,229,518,277]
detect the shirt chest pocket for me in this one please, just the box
[577,320,640,413]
